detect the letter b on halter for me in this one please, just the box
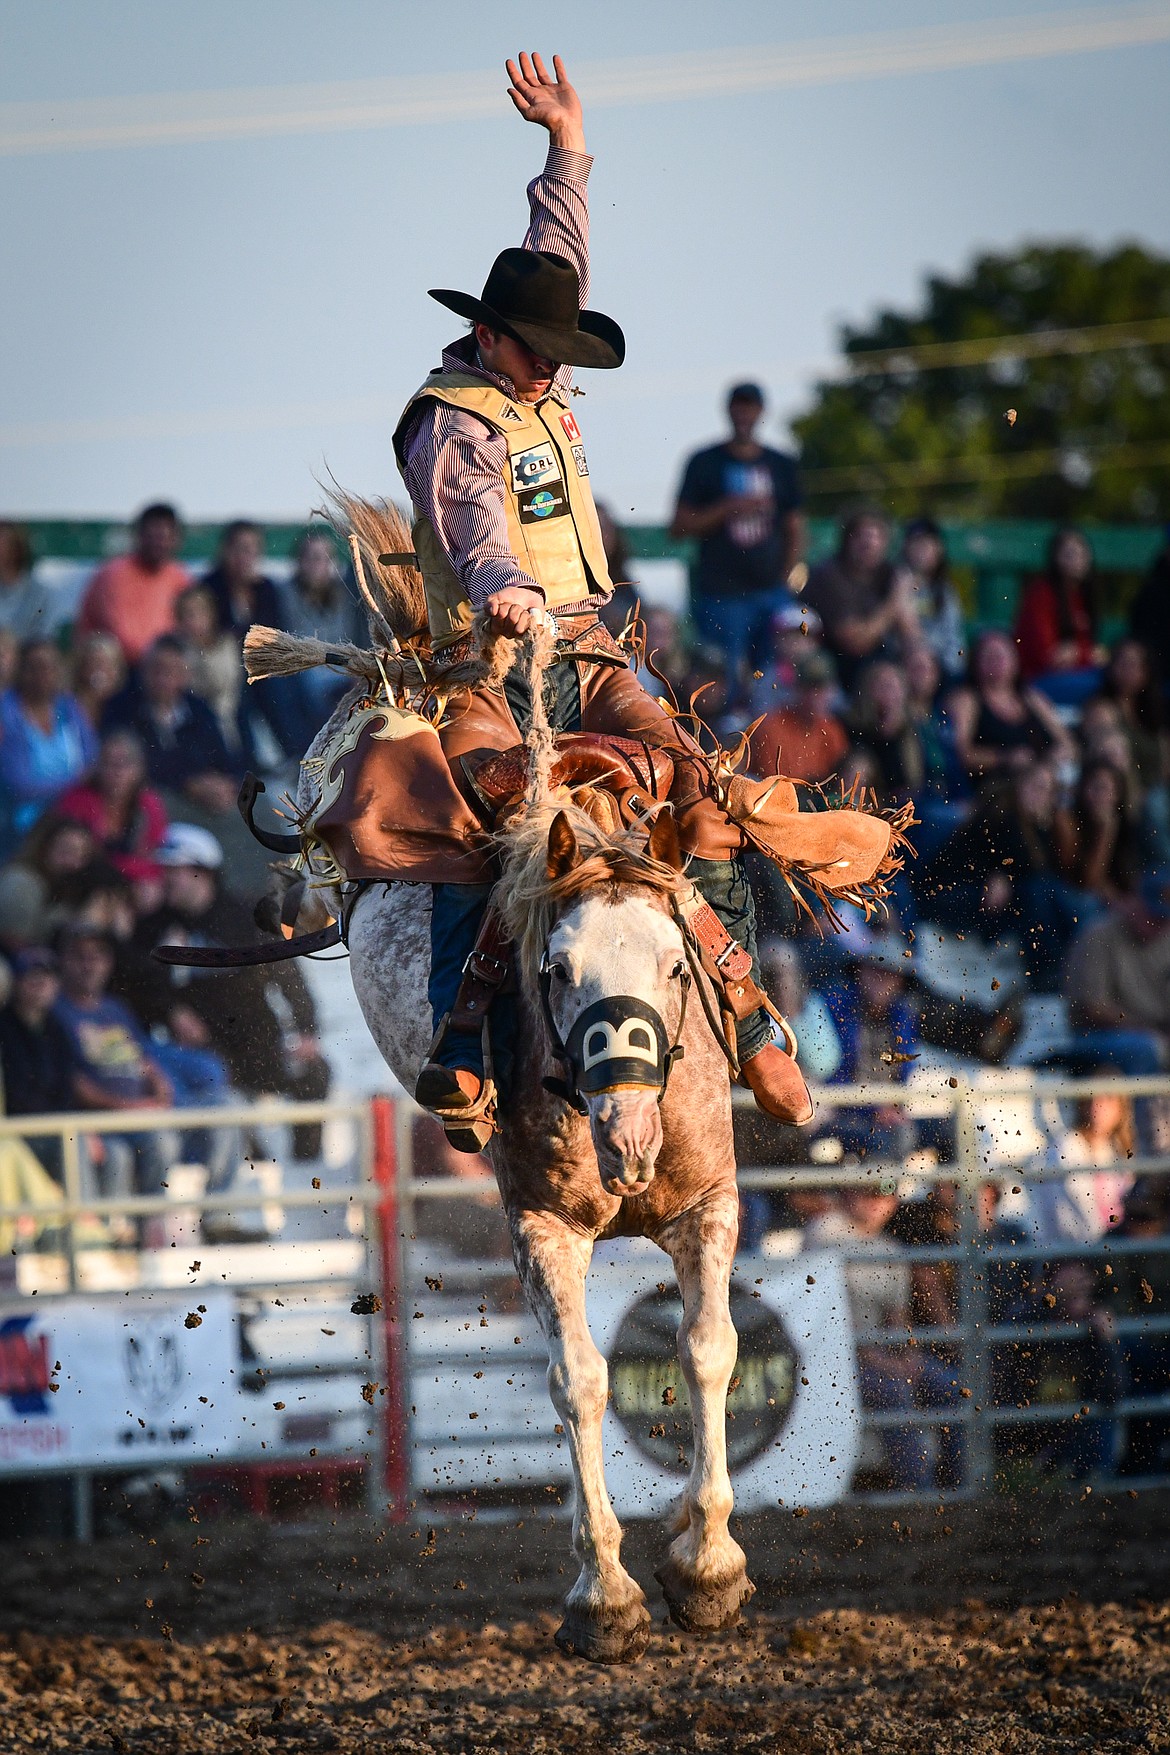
[564,997,670,1095]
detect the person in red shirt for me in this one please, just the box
[1014,526,1107,703]
[75,502,191,663]
[750,650,851,784]
[55,728,169,884]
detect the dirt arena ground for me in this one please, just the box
[2,1490,1168,1753]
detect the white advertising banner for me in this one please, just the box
[589,1250,861,1516]
[0,1290,239,1472]
[410,1248,861,1512]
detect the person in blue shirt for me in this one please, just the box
[103,635,239,816]
[52,922,173,1200]
[0,639,97,837]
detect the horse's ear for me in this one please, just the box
[647,808,683,871]
[546,810,580,879]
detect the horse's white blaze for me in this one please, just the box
[546,892,685,1194]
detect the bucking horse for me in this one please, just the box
[181,495,911,1663]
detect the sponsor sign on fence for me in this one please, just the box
[0,1291,238,1471]
[411,1250,861,1513]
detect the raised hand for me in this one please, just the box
[505,52,585,153]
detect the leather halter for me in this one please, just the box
[538,949,689,1115]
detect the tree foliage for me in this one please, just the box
[792,243,1170,522]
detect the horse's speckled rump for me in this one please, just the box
[3,1494,1168,1751]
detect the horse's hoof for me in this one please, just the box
[655,1557,755,1634]
[554,1597,651,1664]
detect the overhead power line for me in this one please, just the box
[2,4,1169,157]
[845,315,1170,375]
[801,438,1170,494]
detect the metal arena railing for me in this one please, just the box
[0,1074,1168,1533]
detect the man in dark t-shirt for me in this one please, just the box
[671,382,805,689]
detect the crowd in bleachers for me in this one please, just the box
[2,392,1170,1486]
[646,384,1170,1489]
[0,505,334,1234]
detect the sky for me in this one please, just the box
[2,0,1169,525]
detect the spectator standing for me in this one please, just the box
[104,636,239,814]
[0,523,57,641]
[53,923,173,1199]
[670,383,804,689]
[0,640,98,837]
[202,519,280,639]
[897,516,966,680]
[1014,526,1106,703]
[76,503,191,663]
[949,629,1072,783]
[749,651,849,784]
[803,510,919,692]
[56,730,169,884]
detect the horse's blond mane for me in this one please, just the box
[496,802,687,991]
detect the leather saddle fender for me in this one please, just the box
[464,732,674,824]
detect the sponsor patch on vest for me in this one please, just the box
[518,484,569,523]
[510,442,562,495]
[571,443,589,477]
[497,400,525,423]
[560,410,582,444]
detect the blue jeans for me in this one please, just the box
[860,1352,964,1490]
[692,588,791,685]
[150,1041,243,1192]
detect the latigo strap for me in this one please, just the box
[678,895,764,1021]
[449,906,514,1031]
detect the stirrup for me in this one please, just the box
[425,1076,499,1154]
[420,1014,499,1153]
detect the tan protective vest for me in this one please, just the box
[393,371,613,651]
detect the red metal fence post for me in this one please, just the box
[371,1095,410,1522]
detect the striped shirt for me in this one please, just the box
[399,146,609,618]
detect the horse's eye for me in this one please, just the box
[552,963,568,982]
[670,958,686,979]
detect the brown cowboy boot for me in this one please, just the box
[414,1063,498,1155]
[739,1040,814,1126]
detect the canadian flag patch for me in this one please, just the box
[560,410,582,444]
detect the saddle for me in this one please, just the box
[464,733,674,835]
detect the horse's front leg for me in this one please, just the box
[511,1209,651,1664]
[655,1193,755,1632]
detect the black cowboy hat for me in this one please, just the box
[429,247,624,371]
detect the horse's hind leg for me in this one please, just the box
[655,1194,755,1632]
[511,1210,650,1664]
